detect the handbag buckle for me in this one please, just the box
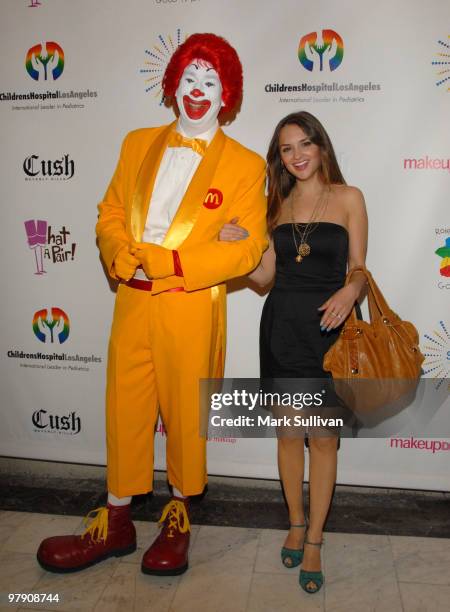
[342,327,363,339]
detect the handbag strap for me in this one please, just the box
[344,266,393,326]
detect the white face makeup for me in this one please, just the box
[175,58,224,136]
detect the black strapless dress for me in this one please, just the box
[260,222,349,378]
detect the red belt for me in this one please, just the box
[124,278,184,293]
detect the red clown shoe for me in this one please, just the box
[37,504,136,572]
[141,497,190,575]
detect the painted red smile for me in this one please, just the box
[183,95,211,120]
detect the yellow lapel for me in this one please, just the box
[130,122,175,241]
[162,128,226,250]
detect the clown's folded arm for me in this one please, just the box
[96,126,268,291]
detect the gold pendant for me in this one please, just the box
[298,243,311,257]
[295,254,303,263]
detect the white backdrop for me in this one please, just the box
[1,0,449,490]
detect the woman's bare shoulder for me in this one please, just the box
[331,184,366,212]
[331,184,364,200]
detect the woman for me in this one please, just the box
[219,111,368,593]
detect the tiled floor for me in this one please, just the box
[1,511,449,612]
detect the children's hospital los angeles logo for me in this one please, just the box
[24,220,77,275]
[298,29,344,72]
[1,42,98,112]
[32,307,70,344]
[25,42,64,81]
[265,29,380,104]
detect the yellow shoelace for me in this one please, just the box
[159,499,190,539]
[81,506,109,543]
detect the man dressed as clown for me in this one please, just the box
[37,33,267,575]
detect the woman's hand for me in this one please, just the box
[218,217,249,241]
[318,284,359,331]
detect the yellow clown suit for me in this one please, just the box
[36,33,267,578]
[97,120,267,497]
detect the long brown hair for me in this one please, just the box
[267,111,346,233]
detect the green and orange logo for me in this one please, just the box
[33,307,70,344]
[298,29,344,72]
[26,42,64,81]
[435,237,450,277]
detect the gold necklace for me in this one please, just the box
[290,188,329,263]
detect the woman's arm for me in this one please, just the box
[219,218,276,287]
[318,187,368,331]
[248,238,276,286]
[346,187,368,298]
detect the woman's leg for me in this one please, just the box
[302,435,338,580]
[278,437,306,550]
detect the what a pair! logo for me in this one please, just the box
[24,220,76,275]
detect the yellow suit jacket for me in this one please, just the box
[96,122,268,294]
[97,122,267,377]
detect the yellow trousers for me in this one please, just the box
[106,283,217,497]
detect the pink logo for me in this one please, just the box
[403,156,450,171]
[24,219,47,275]
[390,437,450,453]
[24,220,77,275]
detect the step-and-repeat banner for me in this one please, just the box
[1,0,449,490]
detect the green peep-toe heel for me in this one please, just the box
[280,523,306,568]
[299,539,324,593]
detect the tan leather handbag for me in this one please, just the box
[323,266,425,412]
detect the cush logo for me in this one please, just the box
[23,154,74,180]
[431,35,450,91]
[32,409,81,435]
[26,42,64,81]
[435,237,450,278]
[422,321,450,389]
[32,307,70,344]
[298,29,344,72]
[203,188,223,209]
[140,29,186,102]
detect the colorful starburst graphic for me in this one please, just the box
[431,36,450,91]
[140,29,187,104]
[422,321,450,389]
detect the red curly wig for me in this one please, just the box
[162,33,243,114]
